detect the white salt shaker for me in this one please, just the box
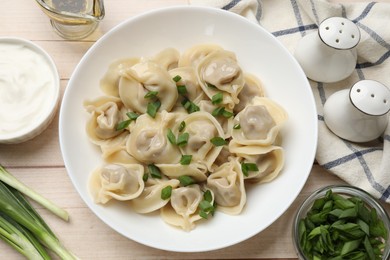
[294,17,361,83]
[324,80,390,142]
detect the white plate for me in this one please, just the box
[59,6,317,252]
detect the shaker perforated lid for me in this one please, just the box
[319,17,360,49]
[350,80,390,116]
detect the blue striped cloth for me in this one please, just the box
[190,0,390,203]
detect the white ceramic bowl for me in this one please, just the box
[0,37,60,144]
[59,6,318,252]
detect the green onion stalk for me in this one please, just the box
[0,165,68,221]
[0,212,50,259]
[0,165,76,259]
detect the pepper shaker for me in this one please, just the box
[294,17,361,83]
[323,80,390,142]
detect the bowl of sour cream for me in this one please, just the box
[0,37,60,144]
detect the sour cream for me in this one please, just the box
[0,38,59,142]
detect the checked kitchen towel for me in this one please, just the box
[190,0,390,202]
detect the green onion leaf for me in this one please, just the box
[167,129,176,145]
[203,190,213,203]
[148,164,162,179]
[147,100,161,118]
[161,186,173,200]
[198,191,216,219]
[211,106,225,117]
[177,132,189,147]
[211,92,223,105]
[180,155,192,165]
[199,210,209,219]
[178,121,186,132]
[116,119,131,131]
[233,123,241,130]
[172,75,182,82]
[178,175,195,186]
[222,110,234,118]
[210,137,227,147]
[206,82,217,89]
[142,173,149,182]
[116,112,140,130]
[126,111,139,120]
[182,99,200,114]
[144,91,159,99]
[177,85,188,95]
[241,162,259,177]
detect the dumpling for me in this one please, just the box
[179,111,225,170]
[150,48,180,70]
[231,96,288,146]
[156,162,208,182]
[234,73,265,113]
[100,58,140,97]
[213,145,232,168]
[88,163,144,204]
[160,185,203,231]
[196,50,245,109]
[198,100,234,138]
[84,96,128,145]
[100,132,140,164]
[169,66,206,108]
[126,111,183,164]
[178,44,223,67]
[118,61,178,114]
[206,157,246,215]
[130,177,180,214]
[229,142,284,184]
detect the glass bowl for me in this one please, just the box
[293,185,390,259]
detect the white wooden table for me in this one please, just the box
[1,0,389,259]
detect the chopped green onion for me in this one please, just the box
[211,92,223,105]
[233,123,241,130]
[172,75,182,82]
[210,137,227,147]
[206,82,217,89]
[222,110,234,118]
[177,85,188,95]
[211,107,225,117]
[126,111,139,120]
[147,100,161,118]
[178,176,195,187]
[148,164,162,179]
[297,189,388,260]
[144,91,159,99]
[116,112,140,130]
[182,99,200,114]
[180,155,192,165]
[142,173,149,182]
[178,121,186,132]
[199,210,209,219]
[211,106,234,118]
[198,190,216,219]
[203,190,213,203]
[161,186,172,200]
[116,120,131,131]
[241,162,259,177]
[177,132,189,147]
[167,129,176,145]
